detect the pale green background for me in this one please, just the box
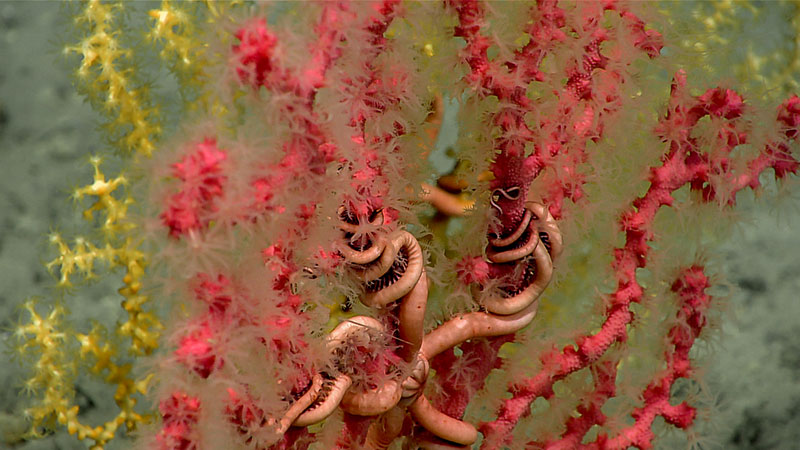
[1,2,799,449]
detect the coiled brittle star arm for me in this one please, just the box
[407,201,560,447]
[291,208,428,435]
[289,201,561,448]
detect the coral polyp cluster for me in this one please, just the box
[9,1,800,449]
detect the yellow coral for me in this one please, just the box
[67,0,160,156]
[148,0,241,116]
[148,1,208,112]
[17,157,160,449]
[15,300,154,450]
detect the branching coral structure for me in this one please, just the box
[11,1,800,450]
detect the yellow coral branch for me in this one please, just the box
[15,301,154,450]
[17,157,161,448]
[72,155,132,235]
[67,0,160,157]
[148,1,208,112]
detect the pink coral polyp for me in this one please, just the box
[161,138,227,238]
[233,18,278,89]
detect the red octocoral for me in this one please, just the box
[145,2,799,450]
[233,18,279,89]
[161,138,227,238]
[157,392,201,450]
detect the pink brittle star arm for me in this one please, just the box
[293,316,404,427]
[420,182,474,216]
[407,263,548,446]
[293,208,430,430]
[408,202,560,446]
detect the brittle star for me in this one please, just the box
[279,200,561,448]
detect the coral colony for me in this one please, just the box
[14,1,799,450]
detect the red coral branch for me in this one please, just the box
[148,3,800,449]
[479,72,800,449]
[161,138,227,238]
